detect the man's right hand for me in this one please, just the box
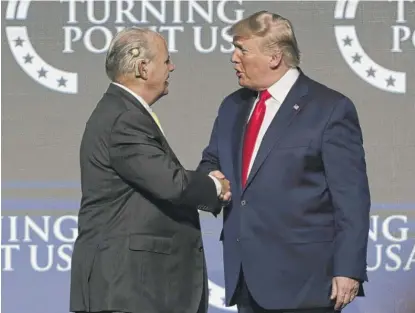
[219,177,231,200]
[209,170,232,202]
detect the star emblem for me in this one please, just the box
[38,67,47,78]
[386,76,395,87]
[14,37,24,47]
[57,76,67,87]
[24,53,33,64]
[343,36,353,46]
[352,53,362,63]
[366,67,376,78]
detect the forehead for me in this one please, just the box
[151,35,168,56]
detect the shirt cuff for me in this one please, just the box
[208,175,222,196]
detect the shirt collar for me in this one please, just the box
[266,67,300,104]
[111,82,153,114]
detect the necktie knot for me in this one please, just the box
[259,90,271,103]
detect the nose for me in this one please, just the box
[169,62,175,72]
[231,49,239,64]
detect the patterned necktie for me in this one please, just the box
[241,90,271,187]
[151,111,162,131]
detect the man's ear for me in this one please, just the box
[135,60,148,80]
[269,52,283,69]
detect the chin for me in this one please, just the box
[237,79,248,88]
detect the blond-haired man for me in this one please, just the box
[198,11,370,313]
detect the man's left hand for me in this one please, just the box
[330,276,359,311]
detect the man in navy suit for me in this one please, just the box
[198,11,371,313]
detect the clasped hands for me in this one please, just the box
[210,170,232,202]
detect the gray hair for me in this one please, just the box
[105,27,156,81]
[230,11,300,67]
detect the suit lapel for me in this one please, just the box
[106,83,165,139]
[105,83,178,159]
[243,74,310,192]
[232,89,257,193]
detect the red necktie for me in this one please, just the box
[241,90,271,187]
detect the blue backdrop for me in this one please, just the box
[2,184,414,313]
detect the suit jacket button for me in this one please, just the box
[236,238,240,242]
[241,200,246,206]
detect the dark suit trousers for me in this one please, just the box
[74,285,207,313]
[232,269,339,313]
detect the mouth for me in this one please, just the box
[235,71,243,78]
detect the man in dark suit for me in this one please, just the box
[70,27,230,313]
[198,11,371,313]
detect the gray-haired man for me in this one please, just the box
[69,27,231,313]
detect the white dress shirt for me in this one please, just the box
[246,68,300,176]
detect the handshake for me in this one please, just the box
[210,170,232,202]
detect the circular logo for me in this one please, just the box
[6,0,78,94]
[334,0,407,94]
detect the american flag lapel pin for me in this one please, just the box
[293,104,299,111]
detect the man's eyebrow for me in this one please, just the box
[233,42,247,50]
